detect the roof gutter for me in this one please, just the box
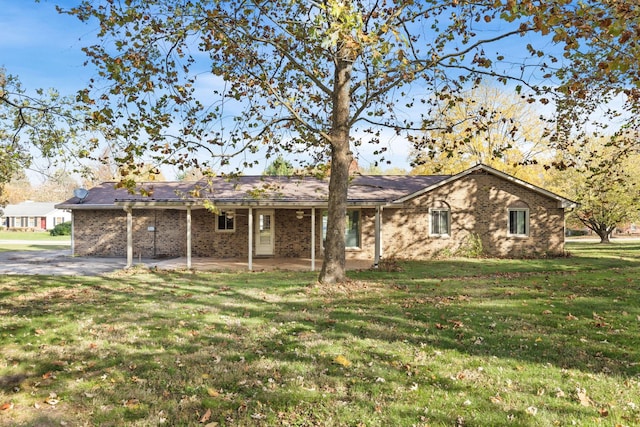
[110,199,391,209]
[55,203,123,210]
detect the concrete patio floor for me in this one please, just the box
[148,256,375,272]
[0,250,376,276]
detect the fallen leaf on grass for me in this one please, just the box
[576,388,592,407]
[124,398,140,408]
[1,402,13,411]
[45,393,60,406]
[333,355,352,367]
[207,388,220,397]
[131,376,147,384]
[449,320,464,329]
[200,408,212,423]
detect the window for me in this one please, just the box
[216,211,235,232]
[322,210,361,248]
[430,209,450,236]
[345,210,360,248]
[508,208,529,236]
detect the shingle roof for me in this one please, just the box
[55,174,450,209]
[54,164,578,210]
[2,202,60,216]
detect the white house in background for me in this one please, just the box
[1,201,71,231]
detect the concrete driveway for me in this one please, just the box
[0,249,129,276]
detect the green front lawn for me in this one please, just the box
[0,230,70,252]
[0,231,71,242]
[0,242,639,426]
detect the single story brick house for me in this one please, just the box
[2,201,71,231]
[56,164,577,270]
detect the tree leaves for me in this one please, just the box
[553,136,640,241]
[0,68,99,194]
[55,0,640,282]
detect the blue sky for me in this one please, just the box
[1,0,415,176]
[1,1,576,178]
[0,0,97,94]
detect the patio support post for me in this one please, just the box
[311,207,316,271]
[374,205,382,268]
[248,207,253,271]
[125,207,133,268]
[71,212,75,256]
[186,206,192,269]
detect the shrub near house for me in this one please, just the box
[50,222,72,236]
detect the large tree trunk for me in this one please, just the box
[595,225,615,243]
[319,55,353,285]
[579,216,615,243]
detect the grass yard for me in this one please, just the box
[0,231,70,252]
[0,242,639,426]
[0,231,70,241]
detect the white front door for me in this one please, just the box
[255,210,275,256]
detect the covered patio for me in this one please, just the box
[146,256,375,272]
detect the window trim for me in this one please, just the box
[345,209,361,249]
[507,208,529,237]
[429,208,451,237]
[215,211,235,233]
[322,209,361,250]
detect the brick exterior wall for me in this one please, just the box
[74,209,187,257]
[274,209,322,258]
[72,171,565,260]
[73,208,323,259]
[347,170,565,260]
[74,209,127,256]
